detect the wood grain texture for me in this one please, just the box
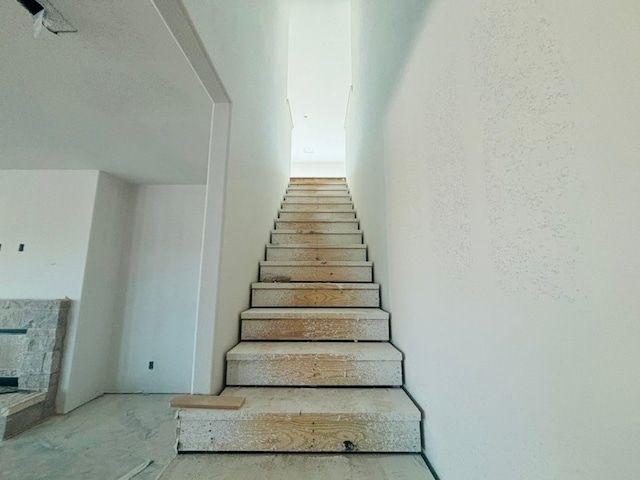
[271,231,363,245]
[259,262,372,282]
[266,245,367,261]
[274,220,359,232]
[251,284,380,307]
[281,203,353,212]
[287,185,349,191]
[177,416,420,452]
[283,196,352,204]
[227,359,401,386]
[170,395,245,410]
[289,178,346,184]
[278,211,356,221]
[240,307,389,341]
[177,388,421,452]
[241,317,388,341]
[285,191,351,197]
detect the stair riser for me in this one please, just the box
[274,221,359,231]
[281,203,353,212]
[284,196,352,204]
[287,186,350,192]
[266,246,367,262]
[290,178,346,185]
[260,265,372,282]
[285,191,350,197]
[241,318,389,341]
[271,232,362,245]
[227,360,402,387]
[177,416,420,452]
[278,211,356,221]
[252,288,379,307]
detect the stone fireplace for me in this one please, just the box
[0,299,69,439]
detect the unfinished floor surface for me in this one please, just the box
[0,394,176,480]
[159,453,435,480]
[176,178,422,453]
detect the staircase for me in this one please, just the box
[176,178,421,453]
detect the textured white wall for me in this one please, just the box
[110,185,205,394]
[181,0,292,393]
[348,1,640,478]
[59,172,134,413]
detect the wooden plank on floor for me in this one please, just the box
[171,395,245,410]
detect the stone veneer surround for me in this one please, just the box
[0,299,69,424]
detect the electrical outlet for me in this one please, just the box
[148,361,154,370]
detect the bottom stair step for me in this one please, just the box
[176,387,421,453]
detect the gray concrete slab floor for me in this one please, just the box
[0,394,176,480]
[159,453,436,480]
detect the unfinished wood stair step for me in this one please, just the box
[176,387,421,452]
[266,244,367,261]
[259,261,372,282]
[252,282,380,307]
[274,219,359,232]
[287,185,349,192]
[278,210,356,221]
[226,342,402,387]
[290,177,346,185]
[271,230,362,245]
[285,191,351,197]
[240,307,389,341]
[281,203,353,212]
[283,196,352,204]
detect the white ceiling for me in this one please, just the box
[0,0,211,184]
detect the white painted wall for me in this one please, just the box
[0,170,137,413]
[109,185,205,393]
[0,170,97,300]
[348,1,640,479]
[181,0,292,394]
[59,172,134,413]
[288,0,351,177]
[0,171,98,413]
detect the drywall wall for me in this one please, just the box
[0,170,98,300]
[59,172,134,413]
[0,170,133,413]
[348,1,640,479]
[0,170,98,413]
[288,0,351,177]
[180,1,292,393]
[110,185,205,393]
[290,161,346,178]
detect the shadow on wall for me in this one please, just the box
[351,0,433,123]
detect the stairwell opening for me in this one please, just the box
[287,0,351,178]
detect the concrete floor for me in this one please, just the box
[0,394,435,480]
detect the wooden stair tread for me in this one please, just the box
[241,307,388,319]
[259,261,371,267]
[285,191,352,196]
[179,387,419,420]
[227,342,402,360]
[252,282,379,290]
[267,244,366,249]
[275,219,359,224]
